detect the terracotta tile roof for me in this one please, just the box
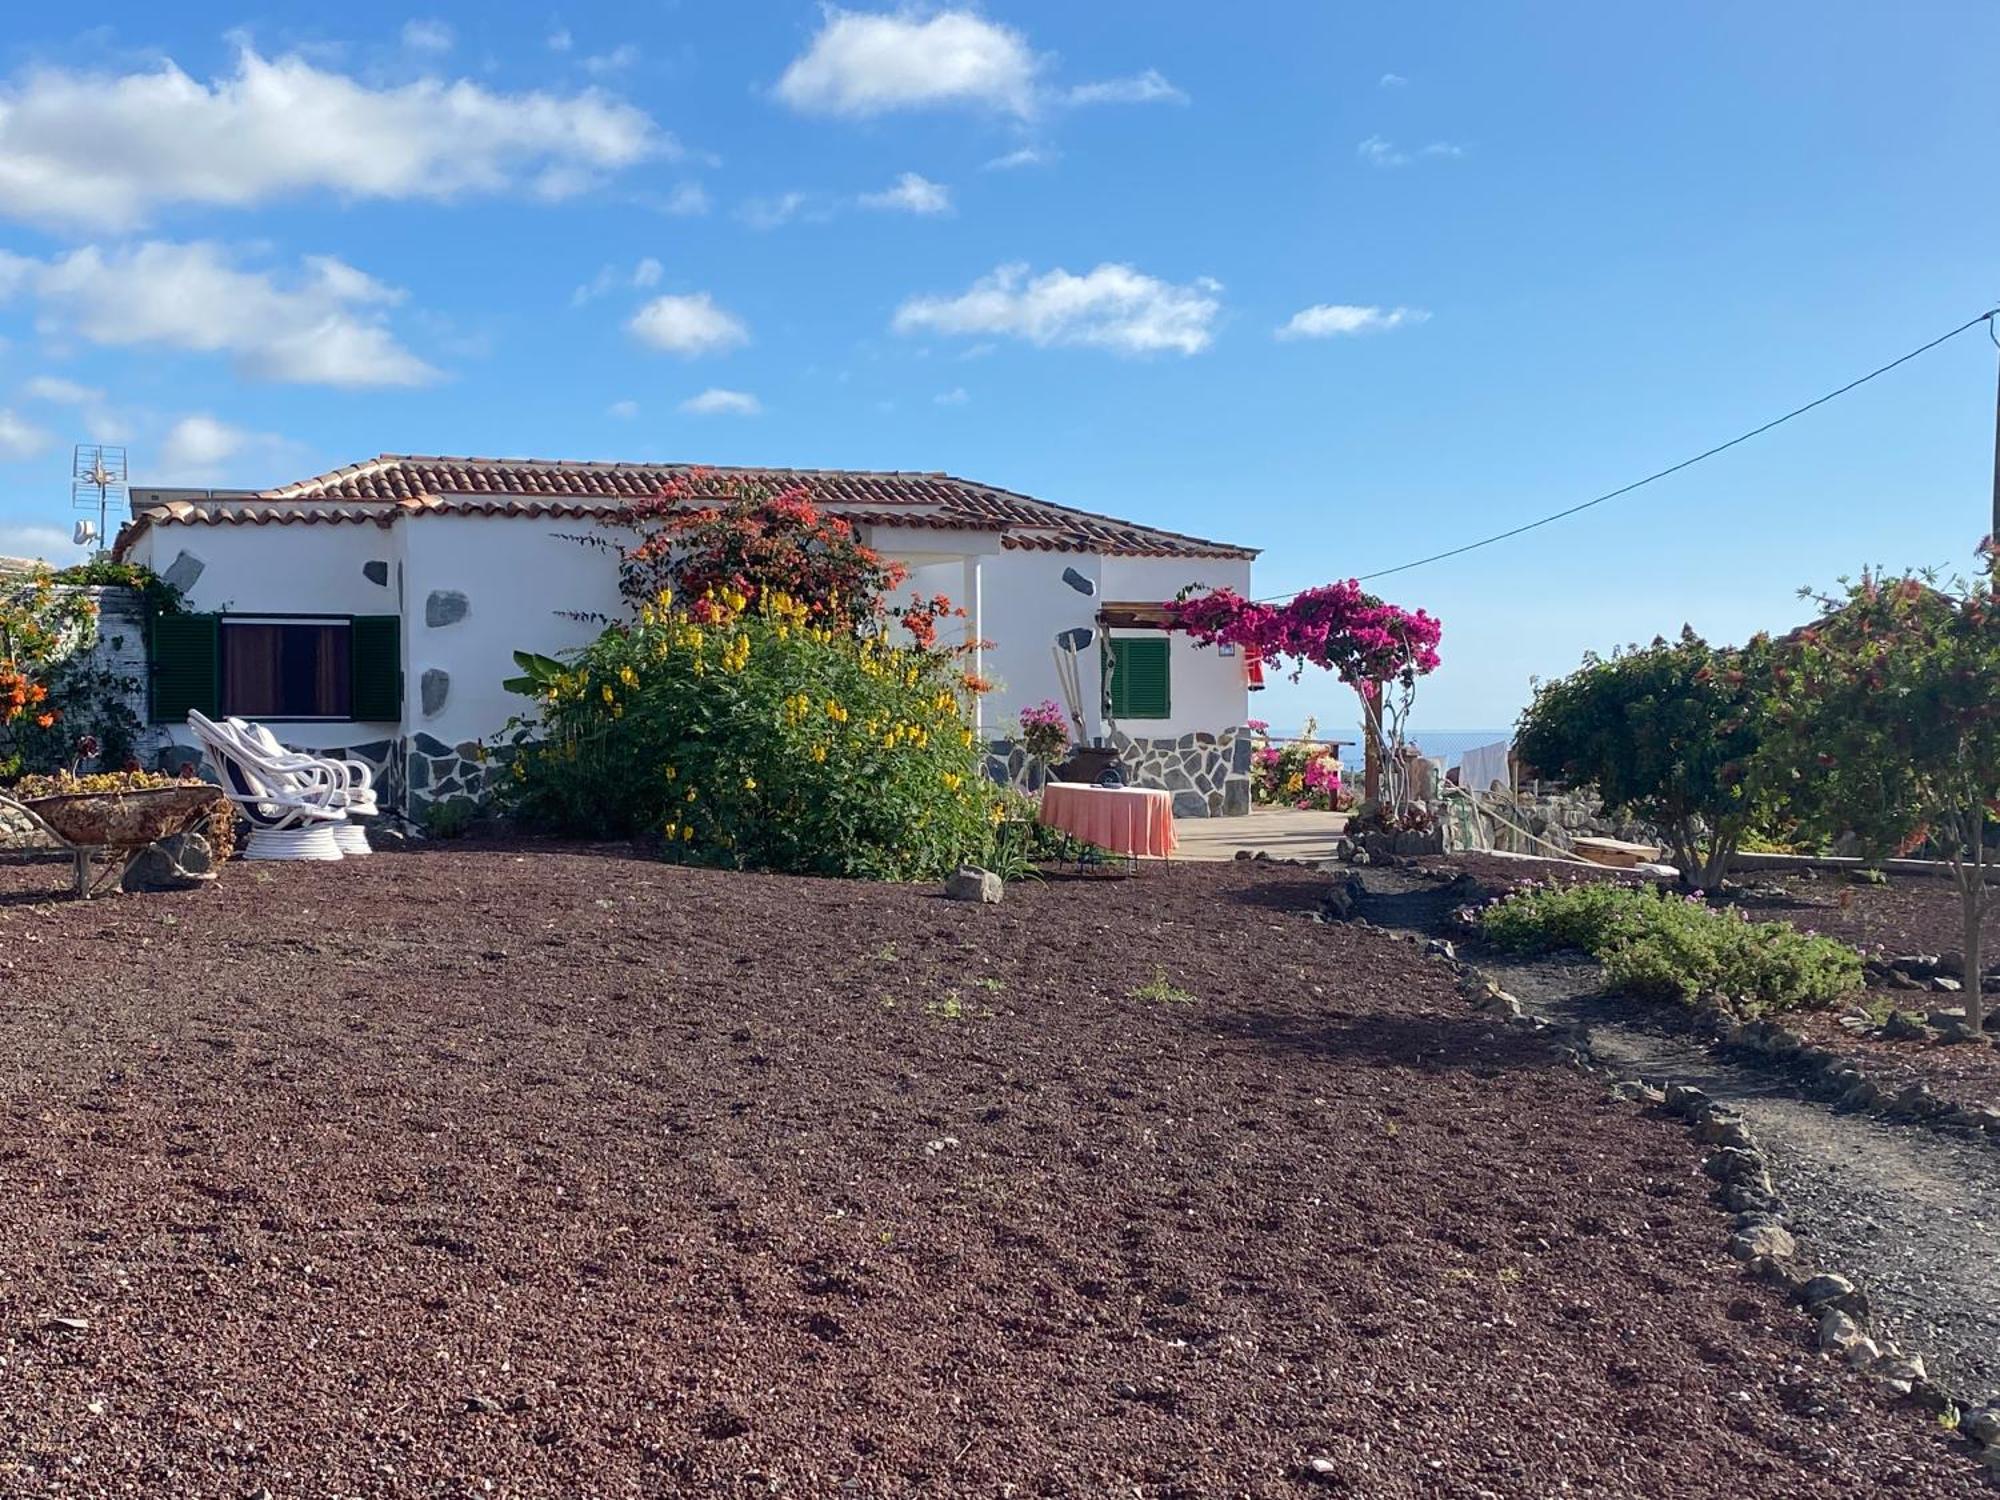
[114,455,1256,561]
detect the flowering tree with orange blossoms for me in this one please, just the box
[1765,552,2000,1027]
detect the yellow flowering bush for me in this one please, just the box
[502,590,996,880]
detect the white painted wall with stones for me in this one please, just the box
[124,514,1254,812]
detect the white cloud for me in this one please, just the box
[738,190,822,229]
[1065,69,1187,107]
[1276,304,1430,339]
[628,292,749,356]
[0,241,438,387]
[157,414,244,480]
[982,146,1051,171]
[933,386,969,406]
[548,28,574,53]
[1379,72,1407,88]
[860,171,951,214]
[608,398,639,418]
[401,19,455,53]
[572,257,664,306]
[583,44,641,76]
[0,522,81,562]
[152,412,292,483]
[658,181,711,216]
[1356,135,1403,168]
[0,408,53,460]
[775,8,1038,118]
[678,387,761,416]
[893,262,1221,357]
[1357,135,1462,168]
[22,375,101,406]
[0,43,669,229]
[19,373,126,441]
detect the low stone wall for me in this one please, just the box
[1467,782,1660,854]
[407,733,497,810]
[987,726,1252,817]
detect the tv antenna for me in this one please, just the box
[71,444,126,555]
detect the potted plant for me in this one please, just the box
[1017,700,1070,789]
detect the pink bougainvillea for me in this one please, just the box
[1166,581,1441,687]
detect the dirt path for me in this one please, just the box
[1358,867,2000,1404]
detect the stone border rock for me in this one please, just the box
[1434,945,2000,1478]
[1708,1013,2000,1151]
[1430,897,2000,1155]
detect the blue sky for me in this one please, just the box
[2,3,1997,738]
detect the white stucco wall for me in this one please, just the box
[125,520,403,751]
[124,512,1254,782]
[898,547,1253,743]
[1099,554,1254,740]
[398,515,635,752]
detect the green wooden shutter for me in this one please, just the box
[149,613,219,723]
[1107,637,1171,719]
[349,616,403,722]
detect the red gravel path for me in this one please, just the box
[0,848,1983,1497]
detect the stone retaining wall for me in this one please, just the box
[984,725,1253,818]
[1468,782,1660,854]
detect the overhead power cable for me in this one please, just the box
[1274,308,2000,592]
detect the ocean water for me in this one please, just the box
[1259,726,1511,771]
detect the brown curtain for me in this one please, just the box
[222,624,352,718]
[222,624,286,716]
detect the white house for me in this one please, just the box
[113,456,1261,818]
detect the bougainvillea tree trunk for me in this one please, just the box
[1361,685,1383,808]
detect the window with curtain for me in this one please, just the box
[220,620,352,719]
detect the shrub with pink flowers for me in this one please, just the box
[1016,699,1070,764]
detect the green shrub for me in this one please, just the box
[1480,880,1862,1013]
[502,588,995,881]
[422,797,480,839]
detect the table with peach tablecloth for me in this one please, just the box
[1037,782,1177,859]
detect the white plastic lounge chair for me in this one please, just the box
[185,711,347,861]
[226,717,377,855]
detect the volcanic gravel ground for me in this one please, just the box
[0,847,1986,1497]
[1362,863,2000,1404]
[1731,873,2000,1112]
[1418,853,2000,1113]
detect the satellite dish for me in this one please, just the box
[72,519,99,547]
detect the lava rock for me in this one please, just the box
[121,832,215,892]
[1817,1308,1865,1355]
[944,866,1002,904]
[1731,1223,1796,1261]
[1962,1407,2000,1447]
[1317,875,1364,923]
[1799,1272,1869,1319]
[1882,1011,1935,1042]
[1663,1085,1709,1118]
[1871,1350,1926,1395]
